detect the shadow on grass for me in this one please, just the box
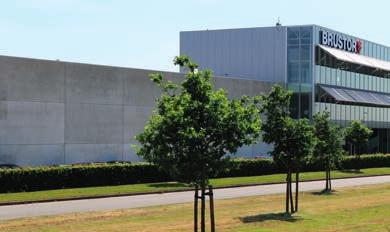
[239,212,302,223]
[339,169,363,174]
[311,189,337,195]
[147,182,188,188]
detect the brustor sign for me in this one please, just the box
[320,31,362,54]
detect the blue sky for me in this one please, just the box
[1,0,389,72]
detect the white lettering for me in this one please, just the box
[338,35,343,49]
[352,41,356,53]
[322,31,328,45]
[347,39,352,51]
[319,30,362,54]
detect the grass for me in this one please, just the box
[0,183,388,231]
[0,167,388,205]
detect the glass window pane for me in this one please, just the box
[288,28,299,39]
[301,62,311,83]
[300,45,311,61]
[288,62,299,83]
[288,46,299,61]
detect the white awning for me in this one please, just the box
[318,45,390,72]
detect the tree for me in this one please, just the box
[260,85,315,213]
[290,118,315,212]
[135,56,261,232]
[313,111,345,191]
[345,120,373,159]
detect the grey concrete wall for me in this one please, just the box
[0,55,274,166]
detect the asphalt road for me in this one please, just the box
[0,175,388,221]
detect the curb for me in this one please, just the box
[0,174,389,207]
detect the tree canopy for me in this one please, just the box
[345,120,373,155]
[260,85,315,213]
[313,111,345,191]
[313,111,344,168]
[135,56,262,186]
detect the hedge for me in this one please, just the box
[0,163,168,193]
[0,154,389,193]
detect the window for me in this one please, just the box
[287,26,313,119]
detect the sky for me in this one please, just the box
[1,0,389,72]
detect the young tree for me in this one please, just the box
[135,56,261,232]
[345,120,373,159]
[260,85,315,213]
[313,111,345,191]
[290,118,315,212]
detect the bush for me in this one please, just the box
[0,154,388,193]
[341,154,390,170]
[0,163,169,193]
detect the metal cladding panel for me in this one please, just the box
[180,27,287,82]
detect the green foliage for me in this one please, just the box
[313,111,345,170]
[289,118,316,170]
[0,163,168,193]
[135,56,261,185]
[260,85,291,148]
[341,154,390,170]
[0,154,388,193]
[260,85,315,170]
[345,120,373,155]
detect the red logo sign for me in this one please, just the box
[356,40,363,54]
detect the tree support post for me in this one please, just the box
[286,173,289,213]
[208,185,215,232]
[295,172,299,212]
[289,171,294,213]
[194,185,199,232]
[201,184,206,232]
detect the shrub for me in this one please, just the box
[0,154,388,193]
[0,163,169,193]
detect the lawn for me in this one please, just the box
[0,183,389,231]
[0,167,388,205]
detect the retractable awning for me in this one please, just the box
[318,45,390,72]
[319,85,390,107]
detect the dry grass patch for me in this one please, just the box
[0,184,389,232]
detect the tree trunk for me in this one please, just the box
[350,143,353,156]
[325,170,329,191]
[295,171,299,212]
[208,185,215,232]
[328,170,332,191]
[194,185,198,232]
[201,184,206,232]
[286,172,289,213]
[289,171,294,213]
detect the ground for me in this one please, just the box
[0,183,388,232]
[0,167,388,204]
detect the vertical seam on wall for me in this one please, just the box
[63,62,67,164]
[122,71,125,161]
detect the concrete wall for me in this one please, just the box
[0,55,274,166]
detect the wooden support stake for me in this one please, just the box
[194,185,198,232]
[201,184,206,232]
[209,185,215,232]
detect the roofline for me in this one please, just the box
[180,24,390,49]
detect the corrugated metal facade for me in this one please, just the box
[180,26,287,82]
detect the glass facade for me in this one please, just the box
[308,25,390,153]
[287,25,390,153]
[287,26,313,119]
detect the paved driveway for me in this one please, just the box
[0,175,388,221]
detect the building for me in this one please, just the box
[0,55,273,166]
[181,24,390,153]
[2,24,389,167]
